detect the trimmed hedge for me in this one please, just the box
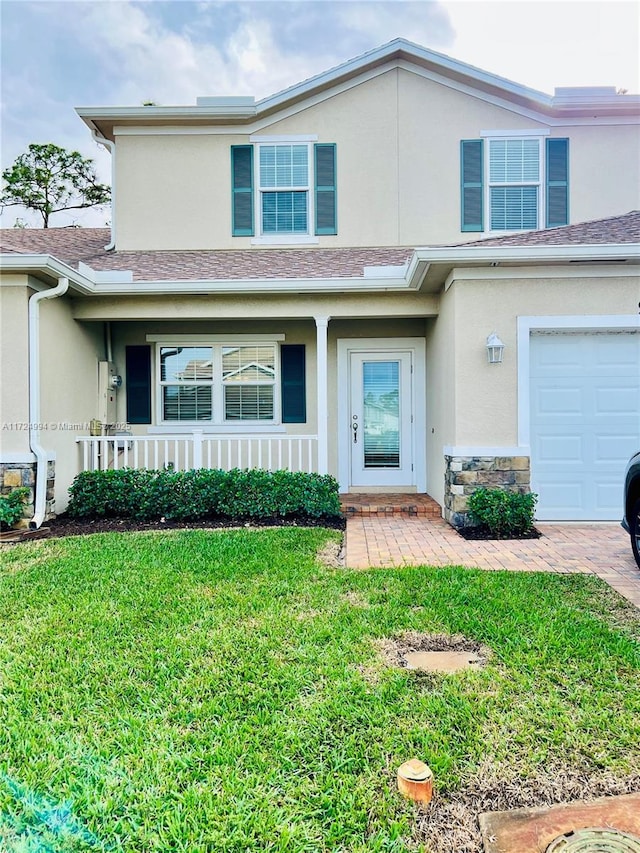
[467,487,537,538]
[67,468,342,521]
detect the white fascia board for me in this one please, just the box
[413,243,640,265]
[445,263,640,282]
[76,104,258,122]
[0,254,96,294]
[404,255,431,290]
[91,275,412,296]
[552,93,640,109]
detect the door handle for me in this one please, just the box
[352,421,358,443]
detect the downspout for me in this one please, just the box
[90,127,115,251]
[29,277,69,529]
[105,321,113,363]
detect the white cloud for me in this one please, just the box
[441,0,640,94]
[336,1,453,50]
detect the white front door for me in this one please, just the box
[349,351,414,487]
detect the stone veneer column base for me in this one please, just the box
[444,455,531,529]
[1,461,55,528]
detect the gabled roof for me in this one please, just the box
[76,38,639,141]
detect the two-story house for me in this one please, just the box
[1,38,639,528]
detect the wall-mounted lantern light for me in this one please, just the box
[486,332,505,364]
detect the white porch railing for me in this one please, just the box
[76,433,319,474]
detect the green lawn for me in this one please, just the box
[1,528,639,852]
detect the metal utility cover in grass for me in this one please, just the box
[404,650,482,673]
[546,828,640,851]
[479,793,640,853]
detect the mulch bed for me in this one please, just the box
[41,513,346,539]
[457,525,541,541]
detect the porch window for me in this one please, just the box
[222,345,275,420]
[158,343,277,424]
[160,346,213,421]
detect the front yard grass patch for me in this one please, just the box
[1,528,639,852]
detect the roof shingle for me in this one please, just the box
[0,228,413,281]
[2,211,638,283]
[457,210,640,247]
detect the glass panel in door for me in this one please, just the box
[363,361,400,467]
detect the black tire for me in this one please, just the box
[632,497,640,570]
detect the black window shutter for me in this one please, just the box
[281,345,306,423]
[314,143,337,235]
[126,346,151,424]
[231,145,254,236]
[460,139,484,232]
[546,138,569,227]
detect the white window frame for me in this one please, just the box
[155,340,281,427]
[484,135,545,233]
[250,134,319,245]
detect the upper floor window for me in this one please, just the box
[488,138,540,231]
[259,144,310,234]
[231,139,337,241]
[461,135,569,233]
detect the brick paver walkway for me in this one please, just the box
[345,515,640,608]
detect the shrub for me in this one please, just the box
[67,468,342,522]
[0,487,30,529]
[467,488,537,538]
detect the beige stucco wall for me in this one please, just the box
[446,268,640,447]
[424,286,457,506]
[568,124,640,223]
[113,67,640,251]
[115,133,247,251]
[0,276,31,457]
[0,279,103,513]
[71,291,439,321]
[38,298,104,512]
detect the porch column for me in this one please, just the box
[315,315,330,475]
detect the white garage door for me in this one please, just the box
[530,330,640,520]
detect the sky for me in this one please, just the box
[1,0,639,228]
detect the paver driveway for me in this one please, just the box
[345,516,640,608]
